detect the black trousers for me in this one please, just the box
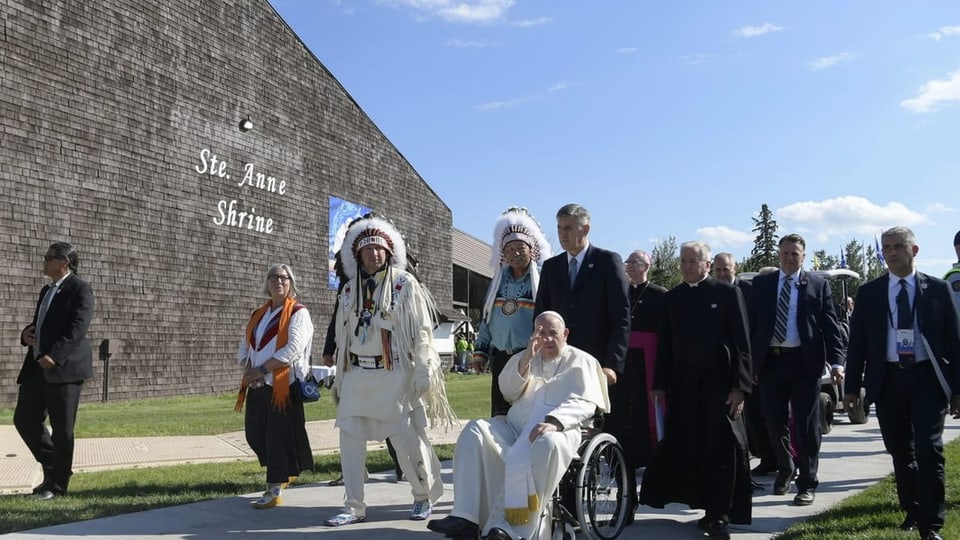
[245,384,314,484]
[14,374,83,494]
[760,349,821,490]
[876,361,947,534]
[489,349,514,417]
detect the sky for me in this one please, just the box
[268,0,959,277]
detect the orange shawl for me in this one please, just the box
[234,297,299,412]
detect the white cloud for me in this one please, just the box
[733,22,783,38]
[681,53,713,65]
[807,52,855,70]
[511,16,552,27]
[477,83,567,111]
[924,25,960,41]
[696,226,754,250]
[615,47,638,54]
[926,202,954,213]
[901,70,960,113]
[477,95,538,111]
[446,39,488,48]
[776,196,928,244]
[379,0,515,23]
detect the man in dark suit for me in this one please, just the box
[639,241,752,540]
[15,242,95,499]
[714,253,777,480]
[534,203,630,385]
[844,226,960,540]
[749,233,844,507]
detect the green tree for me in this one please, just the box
[864,243,886,280]
[737,255,760,273]
[842,239,865,299]
[811,249,838,271]
[750,203,779,269]
[649,236,682,289]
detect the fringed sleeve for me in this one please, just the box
[391,273,458,430]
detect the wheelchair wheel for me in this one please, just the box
[574,433,629,540]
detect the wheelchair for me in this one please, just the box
[549,424,630,540]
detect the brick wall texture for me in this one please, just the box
[0,0,454,406]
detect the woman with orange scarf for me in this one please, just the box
[237,264,315,509]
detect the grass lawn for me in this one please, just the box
[772,436,960,539]
[0,372,492,437]
[2,372,957,538]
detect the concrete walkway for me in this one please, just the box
[2,415,957,539]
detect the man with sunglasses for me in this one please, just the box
[15,242,95,500]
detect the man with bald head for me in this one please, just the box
[605,249,667,523]
[429,311,609,540]
[713,253,777,479]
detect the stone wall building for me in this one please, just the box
[0,0,453,406]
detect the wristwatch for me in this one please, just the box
[258,365,269,375]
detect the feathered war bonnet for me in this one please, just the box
[481,207,552,322]
[340,215,408,278]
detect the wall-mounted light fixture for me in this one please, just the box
[239,115,253,132]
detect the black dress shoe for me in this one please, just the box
[773,476,790,495]
[922,532,943,540]
[793,488,815,506]
[705,520,731,540]
[427,516,479,538]
[898,516,917,531]
[751,462,778,476]
[483,527,513,540]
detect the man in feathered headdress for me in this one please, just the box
[473,207,552,416]
[324,215,456,527]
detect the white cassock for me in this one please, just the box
[448,344,610,539]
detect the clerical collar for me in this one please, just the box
[686,275,709,287]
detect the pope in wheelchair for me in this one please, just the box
[428,311,611,540]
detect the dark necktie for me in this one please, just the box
[772,275,792,344]
[896,278,914,365]
[568,257,578,289]
[896,279,911,329]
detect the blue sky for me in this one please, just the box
[269,0,959,277]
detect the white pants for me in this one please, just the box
[450,416,579,540]
[339,413,443,516]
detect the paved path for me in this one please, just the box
[3,415,958,539]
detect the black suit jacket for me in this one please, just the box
[18,273,95,384]
[749,270,844,378]
[844,272,960,403]
[534,244,630,373]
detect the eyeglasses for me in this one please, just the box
[43,255,64,262]
[625,260,647,266]
[267,275,291,283]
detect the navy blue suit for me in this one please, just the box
[534,244,630,374]
[15,273,95,494]
[749,270,844,490]
[844,272,960,534]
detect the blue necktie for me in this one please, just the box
[568,257,578,289]
[772,276,792,344]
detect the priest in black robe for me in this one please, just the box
[639,241,752,540]
[604,250,666,524]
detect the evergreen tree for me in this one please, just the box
[750,203,779,269]
[649,236,682,289]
